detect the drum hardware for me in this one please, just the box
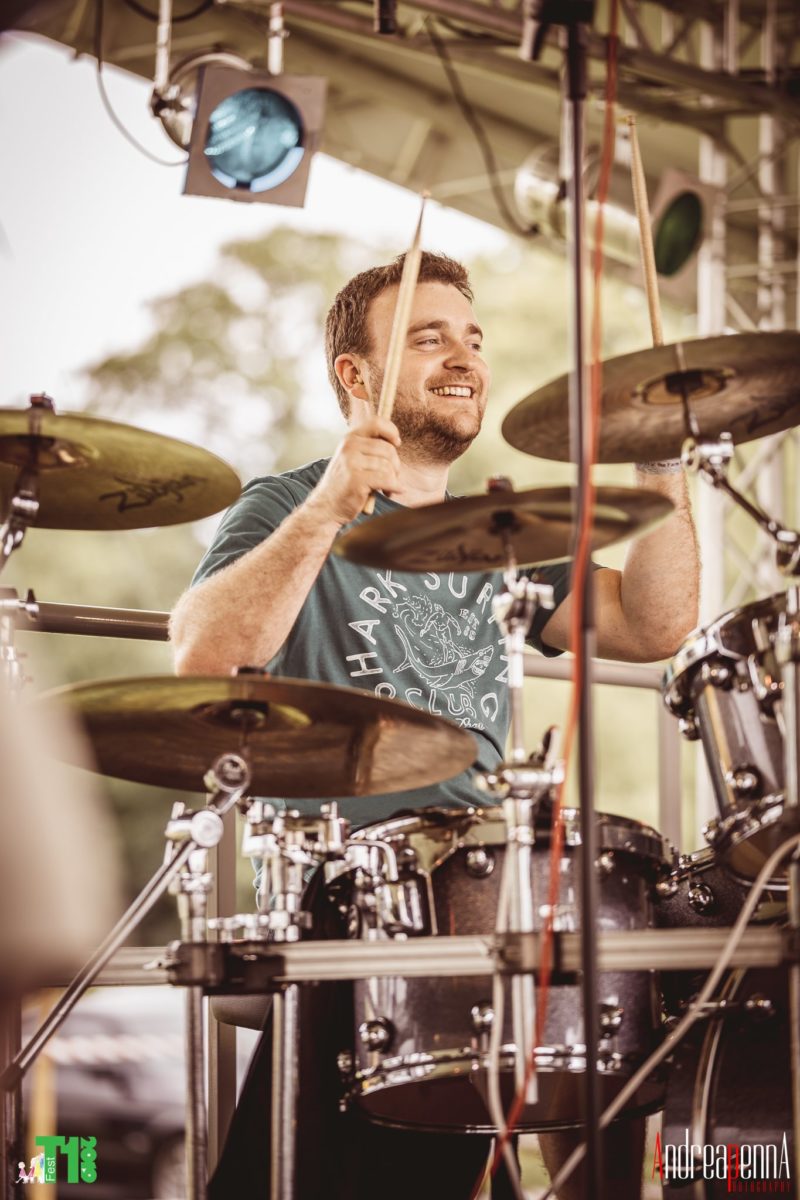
[0,586,37,697]
[164,924,800,987]
[0,750,251,1200]
[682,431,800,578]
[0,462,38,577]
[482,562,560,1105]
[666,992,777,1022]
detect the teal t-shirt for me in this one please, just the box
[191,458,569,826]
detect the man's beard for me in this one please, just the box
[367,367,482,465]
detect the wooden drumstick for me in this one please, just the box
[626,114,664,348]
[362,192,428,515]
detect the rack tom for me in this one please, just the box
[663,593,789,886]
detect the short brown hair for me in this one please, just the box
[325,250,474,417]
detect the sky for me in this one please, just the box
[0,33,508,411]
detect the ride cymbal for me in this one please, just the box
[334,484,673,572]
[36,674,477,797]
[502,332,800,463]
[0,396,240,529]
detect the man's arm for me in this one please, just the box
[538,469,699,663]
[170,415,402,675]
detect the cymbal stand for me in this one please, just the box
[0,588,38,698]
[482,554,557,1104]
[0,394,53,579]
[0,470,39,581]
[0,752,251,1200]
[682,430,800,1183]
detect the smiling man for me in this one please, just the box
[170,251,699,1199]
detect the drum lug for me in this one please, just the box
[595,851,615,875]
[336,1050,354,1078]
[465,847,495,878]
[724,765,762,799]
[744,993,776,1020]
[701,661,733,689]
[678,714,700,741]
[470,1001,495,1036]
[702,817,720,845]
[599,1002,624,1037]
[687,880,715,914]
[358,1018,394,1053]
[654,873,678,898]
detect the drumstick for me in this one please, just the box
[362,192,428,515]
[626,114,664,348]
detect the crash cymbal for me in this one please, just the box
[502,332,800,463]
[36,674,477,797]
[334,484,673,572]
[0,396,240,529]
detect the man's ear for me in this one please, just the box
[334,353,370,405]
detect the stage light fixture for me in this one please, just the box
[515,147,721,305]
[182,64,327,206]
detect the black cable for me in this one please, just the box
[120,0,212,23]
[426,19,538,238]
[94,0,188,167]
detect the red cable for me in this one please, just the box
[490,0,620,1178]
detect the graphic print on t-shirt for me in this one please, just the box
[344,569,507,731]
[392,593,494,722]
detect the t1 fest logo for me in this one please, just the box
[17,1136,97,1185]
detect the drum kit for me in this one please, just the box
[2,326,800,1200]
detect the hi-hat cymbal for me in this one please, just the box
[0,397,241,529]
[36,675,477,797]
[502,332,800,463]
[334,485,673,572]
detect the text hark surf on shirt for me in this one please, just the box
[342,570,508,729]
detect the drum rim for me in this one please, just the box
[350,805,670,866]
[662,589,787,711]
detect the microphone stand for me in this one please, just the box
[522,3,601,1194]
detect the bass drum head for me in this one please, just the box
[660,969,793,1196]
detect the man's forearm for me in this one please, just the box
[617,468,699,659]
[170,497,341,675]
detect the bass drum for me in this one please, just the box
[326,805,669,1134]
[660,969,794,1197]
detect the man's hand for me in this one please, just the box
[307,401,402,527]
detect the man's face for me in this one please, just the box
[363,281,491,463]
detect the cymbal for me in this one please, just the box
[334,485,673,572]
[502,332,800,463]
[0,398,241,529]
[36,675,477,797]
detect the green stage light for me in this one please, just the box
[654,191,704,278]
